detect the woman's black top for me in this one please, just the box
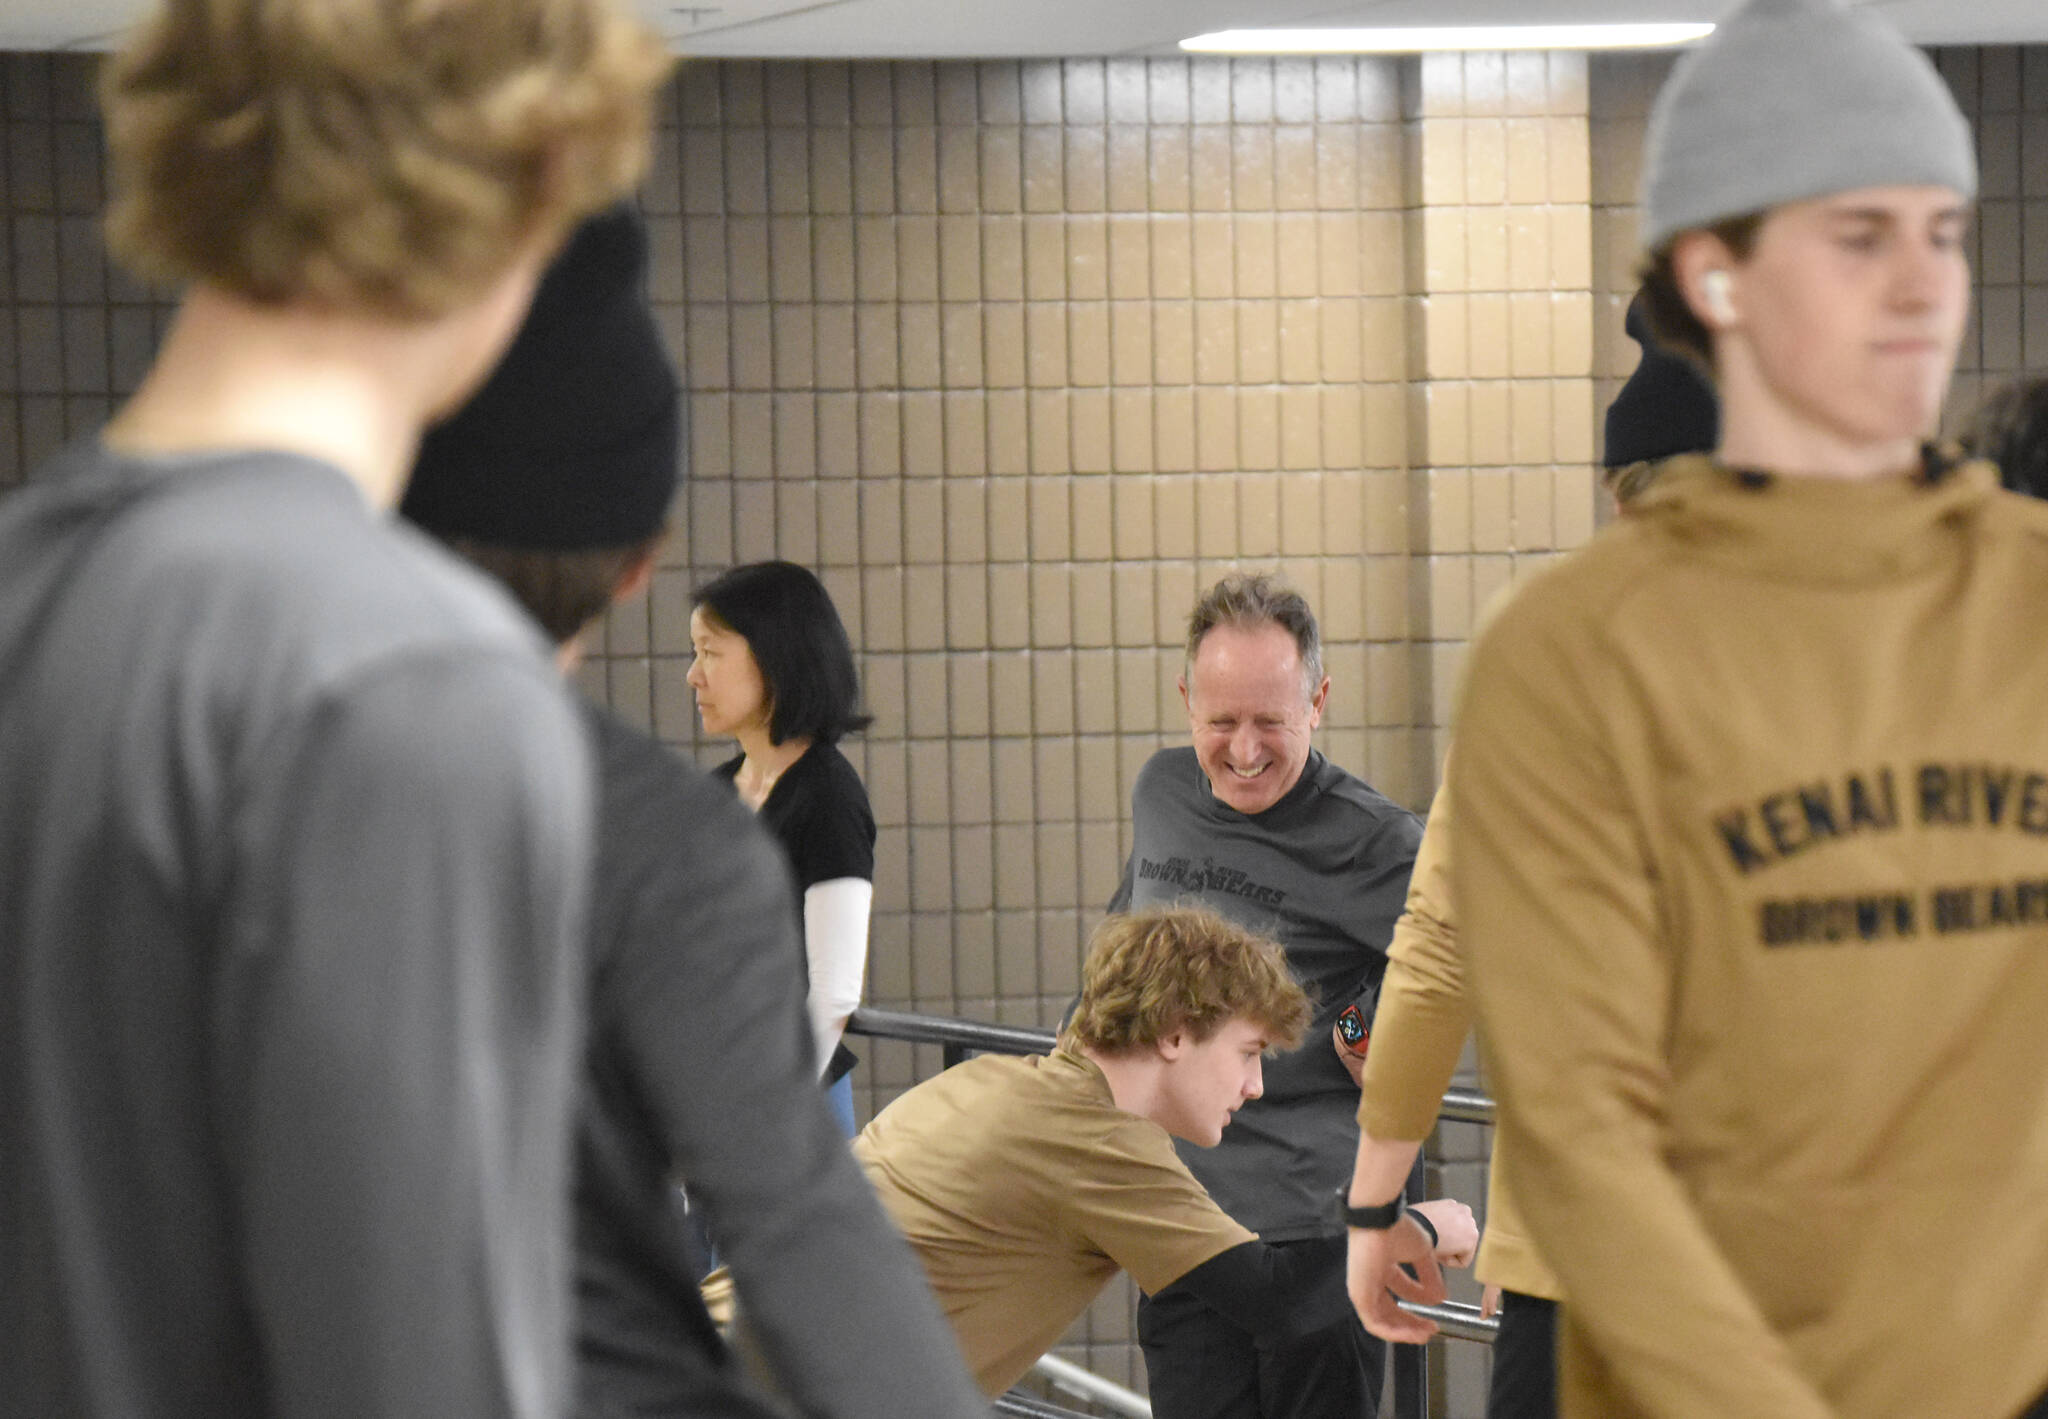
[715,740,875,1082]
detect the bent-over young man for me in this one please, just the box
[834,906,1474,1397]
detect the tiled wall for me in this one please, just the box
[1587,51,1676,447]
[0,55,174,490]
[614,58,1443,1080]
[1400,52,1599,785]
[1937,47,2048,425]
[7,40,2047,1417]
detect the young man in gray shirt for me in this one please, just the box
[401,203,987,1419]
[0,4,669,1417]
[1111,573,1424,1419]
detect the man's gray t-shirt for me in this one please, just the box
[0,444,594,1419]
[1111,747,1421,1240]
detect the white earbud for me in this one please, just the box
[1701,269,1737,325]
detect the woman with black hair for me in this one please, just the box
[689,560,875,1135]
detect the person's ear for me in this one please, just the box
[1672,230,1741,331]
[1700,269,1738,325]
[1156,1029,1188,1062]
[612,546,659,605]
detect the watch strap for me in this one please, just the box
[1336,1188,1406,1230]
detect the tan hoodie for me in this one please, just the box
[1454,455,2048,1419]
[1356,764,1561,1300]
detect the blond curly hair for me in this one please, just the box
[1065,906,1310,1055]
[101,0,672,318]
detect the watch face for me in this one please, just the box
[1336,1003,1370,1054]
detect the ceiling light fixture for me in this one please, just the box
[1180,24,1714,53]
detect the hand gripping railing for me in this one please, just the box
[846,1008,1502,1419]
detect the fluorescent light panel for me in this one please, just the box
[1181,23,1714,53]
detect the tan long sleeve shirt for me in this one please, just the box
[1356,770,1561,1299]
[1455,456,2048,1419]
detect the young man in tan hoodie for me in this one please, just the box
[1361,1,2048,1415]
[1343,301,1721,1419]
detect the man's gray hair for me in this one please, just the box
[1184,572,1323,703]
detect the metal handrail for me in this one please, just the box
[995,1390,1108,1419]
[846,1008,1496,1128]
[1399,1298,1499,1344]
[1439,1084,1495,1126]
[847,1006,1056,1066]
[1031,1354,1150,1417]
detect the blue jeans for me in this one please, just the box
[825,1071,856,1138]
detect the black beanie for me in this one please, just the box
[1602,293,1720,469]
[402,203,681,550]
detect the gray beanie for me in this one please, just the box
[1640,0,1975,252]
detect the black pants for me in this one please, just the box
[1138,1256,1386,1419]
[1486,1291,1557,1419]
[1483,1290,2047,1419]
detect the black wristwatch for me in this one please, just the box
[1334,1187,1405,1231]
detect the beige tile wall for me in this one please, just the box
[1400,50,1599,792]
[609,58,1433,1075]
[1937,47,2048,426]
[0,54,172,490]
[1588,50,1677,449]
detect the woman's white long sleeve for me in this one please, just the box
[802,876,872,1075]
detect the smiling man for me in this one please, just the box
[844,906,1472,1398]
[1110,573,1425,1419]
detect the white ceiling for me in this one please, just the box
[10,0,2048,56]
